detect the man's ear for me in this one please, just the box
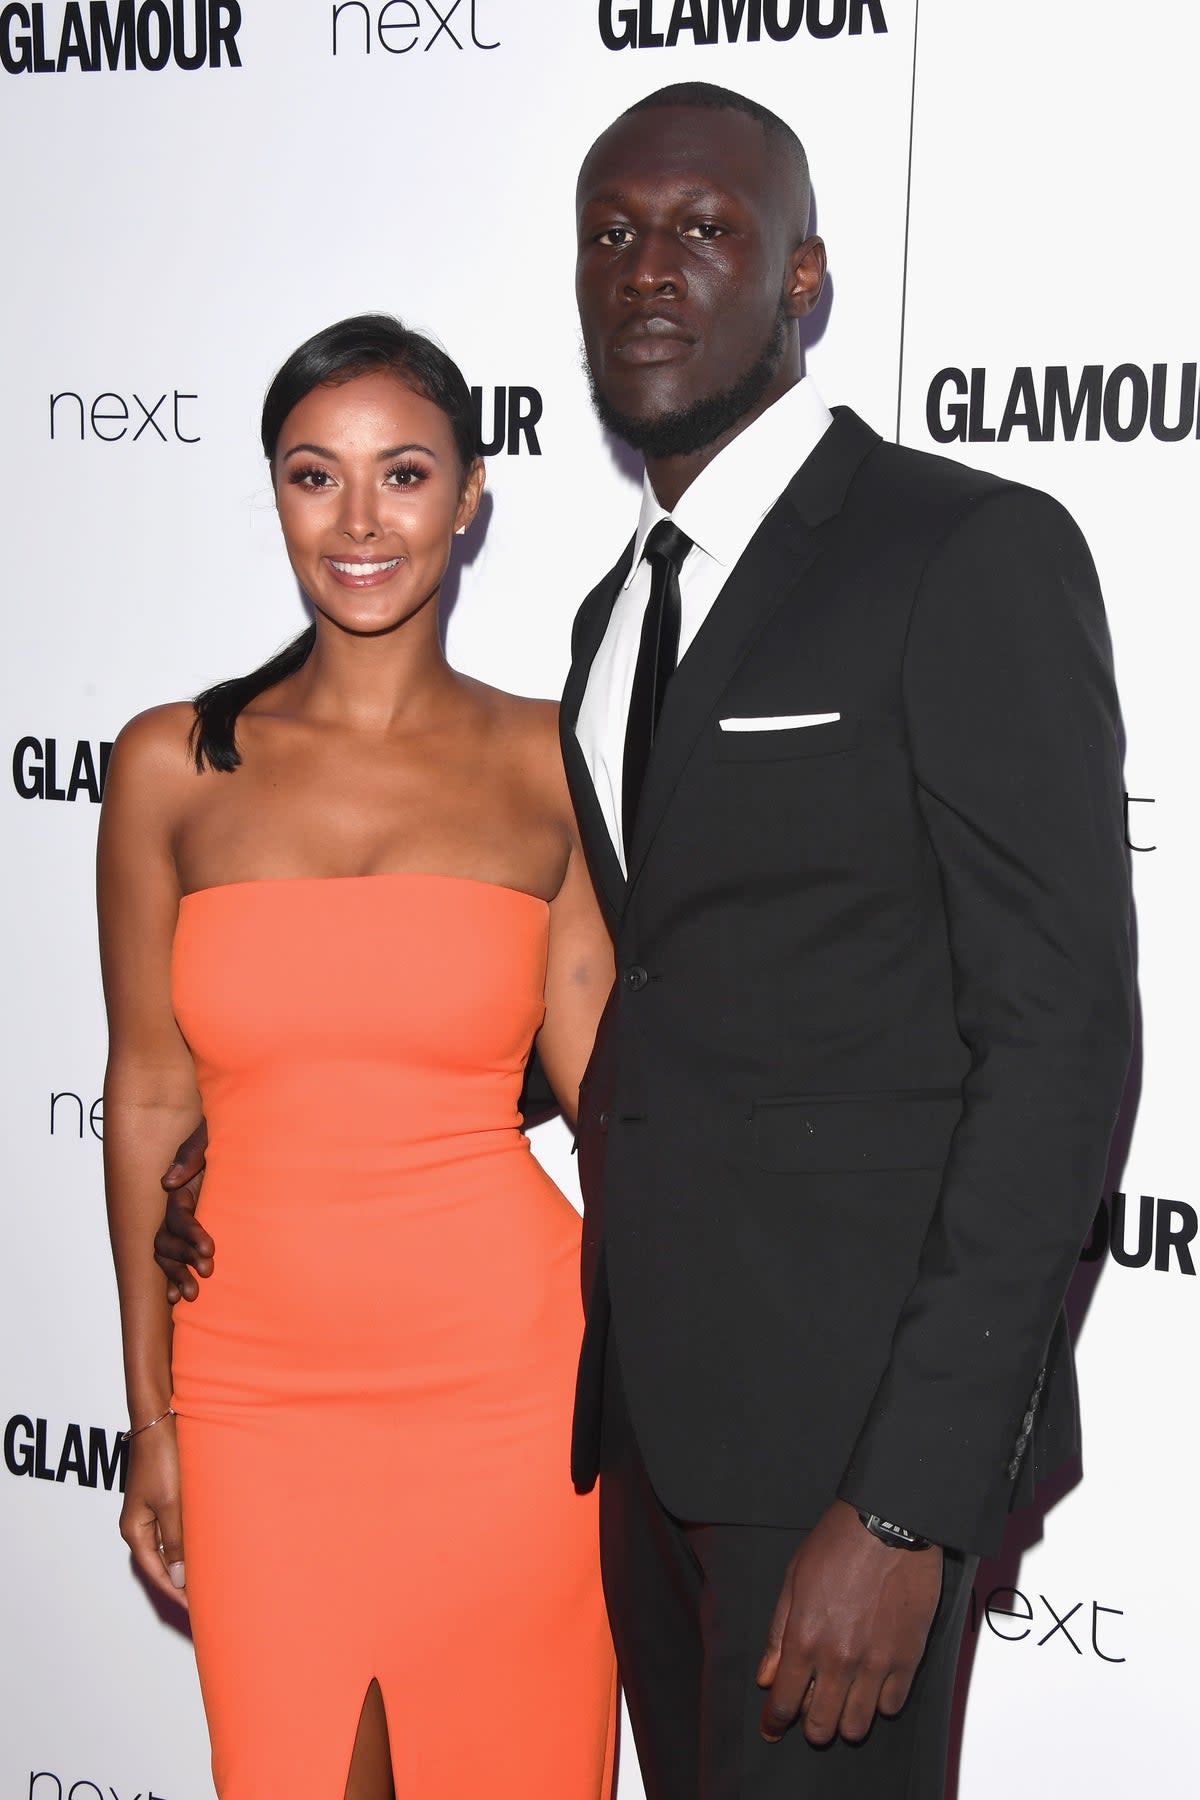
[454,457,487,535]
[785,236,827,319]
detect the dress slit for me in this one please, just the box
[341,1678,395,1800]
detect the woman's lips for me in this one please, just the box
[325,557,404,589]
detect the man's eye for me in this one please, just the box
[597,227,634,248]
[684,222,725,240]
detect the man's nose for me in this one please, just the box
[623,232,687,301]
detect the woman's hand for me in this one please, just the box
[119,1417,188,1610]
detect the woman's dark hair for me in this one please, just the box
[191,314,480,772]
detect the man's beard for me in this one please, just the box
[585,309,788,460]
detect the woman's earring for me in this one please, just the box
[455,526,466,536]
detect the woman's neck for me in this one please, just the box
[286,608,459,735]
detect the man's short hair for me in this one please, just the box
[623,81,810,223]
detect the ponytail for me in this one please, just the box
[190,625,316,772]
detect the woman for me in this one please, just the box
[99,315,617,1798]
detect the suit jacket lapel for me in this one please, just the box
[560,540,634,931]
[624,408,880,900]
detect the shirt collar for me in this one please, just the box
[622,377,833,587]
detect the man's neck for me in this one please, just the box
[644,365,803,513]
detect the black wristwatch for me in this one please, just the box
[857,1511,933,1552]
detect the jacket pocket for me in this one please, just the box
[750,1088,961,1173]
[714,717,858,762]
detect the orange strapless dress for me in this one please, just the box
[170,874,616,1797]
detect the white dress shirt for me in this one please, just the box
[575,377,834,871]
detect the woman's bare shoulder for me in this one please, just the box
[459,675,557,723]
[471,683,564,768]
[455,676,556,746]
[499,690,561,742]
[106,702,198,796]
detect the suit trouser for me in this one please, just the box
[599,1339,977,1800]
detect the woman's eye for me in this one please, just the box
[289,467,334,489]
[385,463,428,487]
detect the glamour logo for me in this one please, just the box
[966,1584,1125,1662]
[12,738,112,802]
[29,1774,166,1799]
[330,0,498,55]
[4,1415,128,1491]
[926,364,1200,444]
[1081,1192,1196,1275]
[598,0,887,50]
[0,1,241,73]
[472,385,542,457]
[49,389,200,443]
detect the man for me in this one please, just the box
[159,84,1132,1799]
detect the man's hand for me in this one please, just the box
[756,1498,943,1746]
[154,1119,212,1303]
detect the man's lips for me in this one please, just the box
[610,315,696,364]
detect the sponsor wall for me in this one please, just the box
[1,3,1193,1796]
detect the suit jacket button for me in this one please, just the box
[598,1111,610,1132]
[624,965,649,991]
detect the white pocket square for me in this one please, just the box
[718,712,841,733]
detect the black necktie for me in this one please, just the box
[622,519,694,855]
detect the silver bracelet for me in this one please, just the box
[119,1405,176,1443]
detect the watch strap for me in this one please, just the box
[857,1511,933,1552]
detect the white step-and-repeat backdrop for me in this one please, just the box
[2,4,1194,1796]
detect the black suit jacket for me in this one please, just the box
[561,408,1132,1560]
